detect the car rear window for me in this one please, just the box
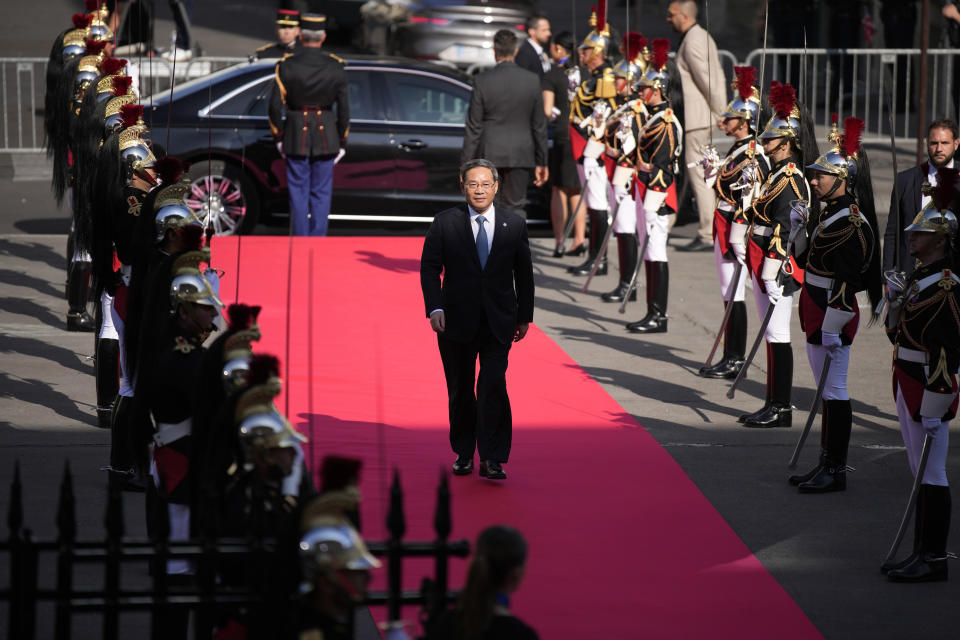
[385,73,469,125]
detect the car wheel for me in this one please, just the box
[184,160,260,236]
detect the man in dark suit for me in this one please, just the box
[420,159,535,481]
[884,119,959,278]
[461,29,548,218]
[514,15,551,78]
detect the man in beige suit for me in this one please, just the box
[668,0,727,252]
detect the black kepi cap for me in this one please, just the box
[300,13,327,29]
[276,9,300,27]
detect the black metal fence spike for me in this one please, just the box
[434,471,451,540]
[104,474,124,542]
[57,461,76,544]
[387,468,406,540]
[8,459,23,537]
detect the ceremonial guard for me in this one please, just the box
[587,32,646,303]
[883,167,960,582]
[255,8,301,59]
[625,39,683,334]
[567,2,618,276]
[268,13,349,236]
[790,116,882,492]
[733,82,817,427]
[698,66,767,378]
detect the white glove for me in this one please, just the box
[730,241,746,265]
[821,331,842,354]
[763,279,783,305]
[281,442,305,497]
[789,205,806,233]
[550,106,561,121]
[275,140,284,158]
[334,148,346,164]
[589,102,612,137]
[582,156,600,176]
[922,416,942,436]
[700,145,720,186]
[614,184,629,203]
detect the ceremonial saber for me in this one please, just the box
[727,302,773,399]
[788,353,832,468]
[882,434,932,568]
[619,229,650,314]
[701,262,743,370]
[582,205,618,293]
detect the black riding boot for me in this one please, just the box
[739,342,773,423]
[700,301,747,378]
[66,260,95,331]
[744,342,792,427]
[570,209,608,276]
[602,233,638,302]
[882,484,926,574]
[799,399,851,492]
[626,261,668,333]
[889,485,951,582]
[789,400,828,485]
[95,337,120,428]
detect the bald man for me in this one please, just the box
[667,0,727,252]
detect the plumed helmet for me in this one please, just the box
[87,16,113,42]
[579,1,611,58]
[103,94,138,134]
[119,124,157,185]
[612,32,647,84]
[635,38,670,93]
[760,81,801,141]
[74,56,102,95]
[234,373,306,463]
[62,29,88,59]
[722,66,761,131]
[95,58,129,102]
[807,115,865,187]
[222,329,260,392]
[299,516,382,578]
[906,166,960,238]
[169,249,223,309]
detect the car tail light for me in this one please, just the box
[410,16,451,25]
[516,24,525,31]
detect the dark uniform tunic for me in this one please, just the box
[634,101,681,212]
[797,193,874,345]
[568,63,618,160]
[255,39,300,59]
[268,48,349,158]
[714,138,768,259]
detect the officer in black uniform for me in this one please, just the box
[255,9,301,59]
[267,13,349,236]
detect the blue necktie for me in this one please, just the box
[476,215,489,268]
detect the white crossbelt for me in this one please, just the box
[751,224,773,237]
[804,273,834,289]
[895,346,928,364]
[718,201,736,213]
[154,418,191,447]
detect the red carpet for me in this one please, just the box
[212,236,822,639]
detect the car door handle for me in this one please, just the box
[398,139,427,151]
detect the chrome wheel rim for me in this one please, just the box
[185,173,246,236]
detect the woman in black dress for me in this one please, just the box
[429,525,538,640]
[542,31,585,257]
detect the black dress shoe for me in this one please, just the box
[677,238,714,252]
[788,459,823,486]
[601,282,636,302]
[452,456,473,476]
[738,401,771,423]
[570,259,606,277]
[625,313,667,333]
[881,552,920,575]
[698,358,743,379]
[67,311,96,332]
[797,464,846,493]
[887,554,949,582]
[565,243,586,257]
[743,404,792,428]
[478,460,506,480]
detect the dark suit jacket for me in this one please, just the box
[420,205,535,345]
[460,61,548,169]
[514,39,545,78]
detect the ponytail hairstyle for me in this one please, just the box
[458,525,528,640]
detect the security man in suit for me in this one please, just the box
[883,118,960,279]
[514,14,551,78]
[420,159,535,481]
[268,13,349,236]
[255,9,301,59]
[461,29,548,218]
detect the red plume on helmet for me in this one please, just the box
[155,156,184,186]
[247,353,281,386]
[112,75,132,96]
[623,32,646,62]
[842,117,864,159]
[72,13,92,29]
[101,57,127,76]
[226,303,255,331]
[85,39,107,56]
[119,103,143,128]
[733,66,756,101]
[932,167,960,212]
[650,38,670,71]
[596,0,607,33]
[769,81,797,120]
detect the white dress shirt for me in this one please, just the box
[922,158,955,210]
[527,38,551,73]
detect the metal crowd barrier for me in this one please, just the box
[2,48,958,153]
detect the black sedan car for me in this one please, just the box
[146,56,546,235]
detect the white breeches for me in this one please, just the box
[714,244,746,301]
[751,274,792,343]
[896,385,950,486]
[109,297,134,397]
[99,291,119,340]
[149,451,193,574]
[637,208,669,262]
[577,164,613,210]
[612,195,637,234]
[805,343,851,401]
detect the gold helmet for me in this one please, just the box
[906,166,960,238]
[635,38,671,93]
[62,25,88,59]
[612,32,647,84]
[807,115,865,188]
[760,81,801,140]
[721,66,762,131]
[579,1,611,59]
[169,249,224,309]
[234,372,306,465]
[86,1,113,41]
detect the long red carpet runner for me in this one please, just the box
[212,236,822,639]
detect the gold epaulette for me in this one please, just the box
[939,269,958,291]
[328,52,346,64]
[595,67,617,99]
[847,203,863,227]
[662,108,675,123]
[783,162,799,176]
[255,43,273,52]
